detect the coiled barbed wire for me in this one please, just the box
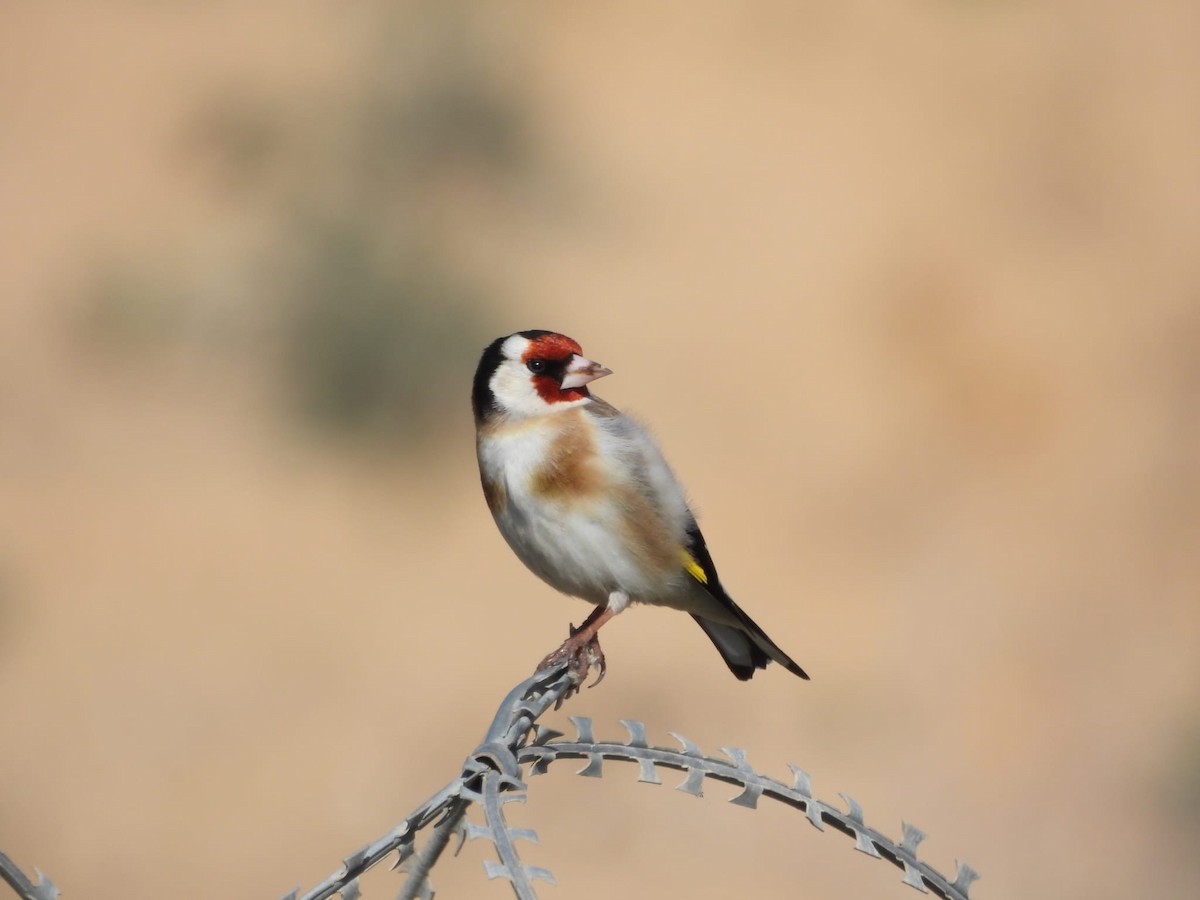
[0,661,979,899]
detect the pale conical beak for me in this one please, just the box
[560,355,613,389]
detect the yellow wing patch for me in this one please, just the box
[681,549,708,585]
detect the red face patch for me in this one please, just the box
[522,333,590,404]
[531,378,590,404]
[521,333,583,362]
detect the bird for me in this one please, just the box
[472,329,808,684]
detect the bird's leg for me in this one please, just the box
[538,591,629,686]
[538,604,615,685]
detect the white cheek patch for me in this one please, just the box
[489,336,544,418]
[489,355,591,419]
[489,362,546,418]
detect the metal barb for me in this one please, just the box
[568,715,595,743]
[788,764,814,796]
[483,860,512,882]
[0,855,59,900]
[636,755,662,785]
[899,822,931,893]
[619,719,649,748]
[900,821,927,856]
[720,747,762,808]
[952,860,981,896]
[340,847,370,880]
[578,753,605,778]
[531,725,564,746]
[668,731,703,757]
[839,793,882,858]
[390,837,415,872]
[464,822,494,843]
[786,764,826,831]
[677,765,706,798]
[840,791,867,825]
[902,863,931,894]
[525,866,557,885]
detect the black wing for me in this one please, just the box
[683,520,809,681]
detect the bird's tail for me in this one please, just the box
[692,611,809,681]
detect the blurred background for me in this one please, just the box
[2,2,1198,898]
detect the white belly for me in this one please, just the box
[478,414,686,606]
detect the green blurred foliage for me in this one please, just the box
[1165,720,1200,832]
[77,264,190,353]
[75,1,533,450]
[282,223,485,443]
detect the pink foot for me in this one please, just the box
[537,623,607,687]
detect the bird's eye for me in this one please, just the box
[526,359,547,374]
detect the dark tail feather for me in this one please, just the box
[692,615,809,681]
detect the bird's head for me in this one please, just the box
[472,330,612,423]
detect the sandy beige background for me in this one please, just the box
[2,3,1199,898]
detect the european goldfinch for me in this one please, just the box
[472,330,808,684]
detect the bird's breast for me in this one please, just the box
[476,410,684,602]
[478,410,605,509]
[528,415,604,502]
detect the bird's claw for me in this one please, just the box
[537,627,607,689]
[584,639,606,687]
